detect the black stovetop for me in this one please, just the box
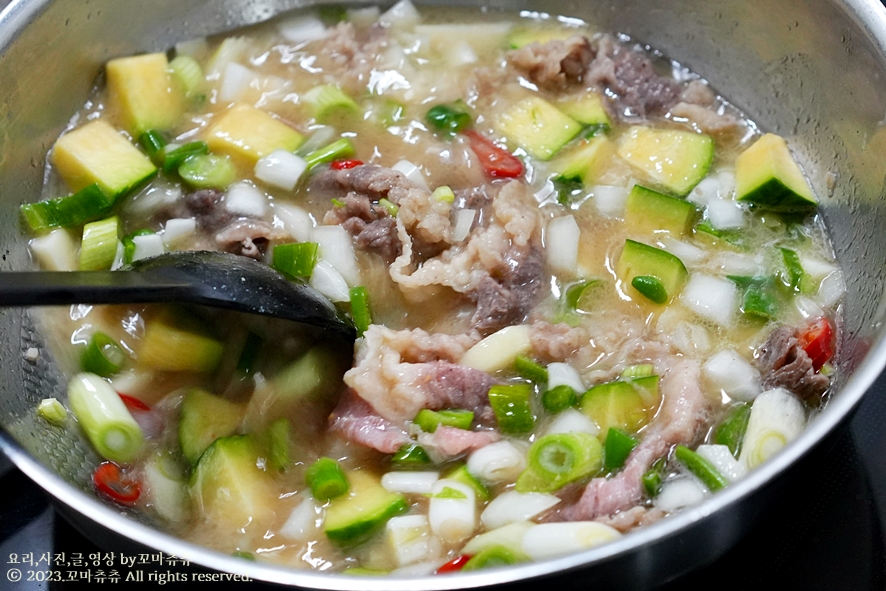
[2,368,886,590]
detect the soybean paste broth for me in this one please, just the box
[23,2,843,575]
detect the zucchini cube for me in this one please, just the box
[495,97,582,160]
[735,133,817,212]
[107,52,187,135]
[207,104,304,165]
[616,239,688,303]
[624,185,697,237]
[617,126,713,196]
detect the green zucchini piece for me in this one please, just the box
[391,443,432,468]
[616,239,688,304]
[617,126,714,196]
[624,185,696,237]
[557,92,611,127]
[549,135,614,185]
[580,375,659,434]
[179,387,245,465]
[735,133,817,212]
[513,355,548,384]
[603,427,639,472]
[106,52,186,135]
[495,97,582,160]
[324,471,408,547]
[190,435,276,530]
[462,545,528,570]
[444,464,491,501]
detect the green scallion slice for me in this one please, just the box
[488,384,535,434]
[305,457,350,501]
[37,398,67,425]
[674,445,729,491]
[162,141,208,174]
[348,286,372,337]
[178,153,236,189]
[20,184,112,233]
[304,138,356,169]
[603,427,639,472]
[303,85,360,122]
[168,55,204,98]
[516,431,603,493]
[79,216,119,271]
[414,408,474,433]
[67,372,144,463]
[138,130,168,163]
[713,404,751,457]
[542,384,577,414]
[81,332,126,377]
[391,443,432,467]
[513,355,548,384]
[273,242,319,279]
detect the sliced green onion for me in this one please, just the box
[553,176,583,205]
[266,417,291,471]
[675,445,729,491]
[20,184,112,233]
[631,275,668,304]
[378,197,399,217]
[391,443,432,467]
[563,279,602,312]
[542,384,577,414]
[236,331,263,375]
[348,286,372,337]
[79,216,119,271]
[331,198,346,208]
[305,457,350,501]
[462,545,526,570]
[779,247,804,291]
[603,428,638,472]
[580,123,609,138]
[273,242,319,279]
[642,458,666,497]
[37,398,67,425]
[231,551,254,561]
[122,229,154,265]
[620,364,655,379]
[513,355,548,384]
[414,408,474,433]
[138,130,168,163]
[516,432,603,493]
[304,138,356,169]
[444,464,490,502]
[713,404,751,457]
[168,55,204,98]
[427,485,468,499]
[431,185,455,204]
[67,372,144,463]
[303,85,360,121]
[381,100,405,127]
[425,104,472,136]
[178,153,236,189]
[728,275,780,320]
[162,141,208,174]
[81,332,126,377]
[488,384,535,434]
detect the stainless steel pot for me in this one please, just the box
[2,0,886,588]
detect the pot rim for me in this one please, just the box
[3,0,886,587]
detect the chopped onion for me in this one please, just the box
[480,491,560,530]
[255,149,308,191]
[702,349,762,402]
[308,259,350,302]
[218,62,258,102]
[311,225,361,286]
[224,181,267,218]
[392,159,430,191]
[680,273,738,328]
[279,496,324,541]
[379,0,421,29]
[124,179,182,216]
[143,457,189,523]
[591,185,629,217]
[521,522,621,560]
[460,324,532,373]
[546,215,580,275]
[707,197,744,230]
[387,515,439,567]
[544,408,600,437]
[174,37,209,59]
[547,362,585,393]
[688,176,720,206]
[816,270,846,308]
[799,256,837,280]
[467,441,526,483]
[428,479,476,544]
[295,126,336,156]
[739,387,806,470]
[453,209,476,242]
[110,240,125,271]
[131,234,165,262]
[347,6,381,27]
[695,444,747,482]
[162,218,197,247]
[381,471,439,494]
[794,295,825,320]
[463,521,535,556]
[447,40,477,66]
[660,236,706,266]
[277,14,328,44]
[669,321,711,357]
[717,170,736,197]
[30,229,76,271]
[654,478,707,512]
[711,252,763,276]
[272,203,314,242]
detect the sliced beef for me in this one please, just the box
[554,359,709,521]
[215,220,287,261]
[418,426,500,457]
[471,245,545,335]
[324,193,401,262]
[530,321,589,362]
[317,22,388,94]
[758,326,830,400]
[508,35,594,90]
[181,189,234,232]
[586,36,681,118]
[315,163,411,200]
[669,102,742,137]
[329,390,411,453]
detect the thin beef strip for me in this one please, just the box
[324,193,401,262]
[471,245,545,335]
[508,35,594,90]
[758,326,830,400]
[215,220,287,261]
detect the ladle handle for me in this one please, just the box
[0,271,191,306]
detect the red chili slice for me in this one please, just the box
[463,130,524,179]
[118,393,150,412]
[799,317,834,372]
[93,462,141,506]
[436,554,472,574]
[330,159,364,170]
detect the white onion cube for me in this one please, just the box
[219,62,257,102]
[31,229,77,271]
[680,274,738,327]
[308,259,350,302]
[162,218,197,247]
[521,522,621,560]
[379,0,421,29]
[255,150,308,191]
[392,159,430,190]
[131,234,165,262]
[453,209,476,242]
[702,349,762,402]
[707,197,744,230]
[467,441,526,484]
[592,185,629,217]
[279,497,324,541]
[386,515,437,567]
[660,237,706,266]
[311,225,361,286]
[277,14,328,43]
[546,215,580,275]
[654,478,707,512]
[381,471,439,494]
[463,521,535,556]
[272,203,314,243]
[225,181,268,218]
[544,408,600,437]
[480,491,560,530]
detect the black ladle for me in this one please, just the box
[0,250,356,341]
